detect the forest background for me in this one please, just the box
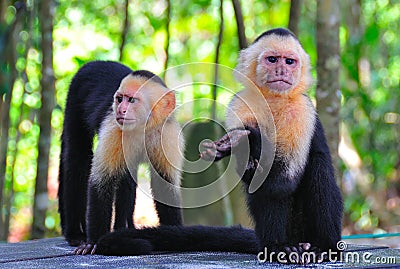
[0,0,399,244]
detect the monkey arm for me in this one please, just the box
[114,171,137,230]
[233,126,274,186]
[298,119,343,251]
[200,126,273,184]
[200,129,251,161]
[150,167,183,226]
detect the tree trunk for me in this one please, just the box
[231,0,247,49]
[214,0,233,226]
[163,0,171,78]
[316,0,341,184]
[212,0,224,121]
[0,1,6,24]
[0,7,12,200]
[0,2,25,241]
[0,87,11,241]
[288,0,302,36]
[119,0,130,61]
[31,0,55,239]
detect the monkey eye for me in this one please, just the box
[128,97,139,103]
[266,56,278,63]
[116,96,123,103]
[285,58,295,65]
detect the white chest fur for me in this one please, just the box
[226,90,316,179]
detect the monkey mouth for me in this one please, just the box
[267,79,292,85]
[117,118,136,125]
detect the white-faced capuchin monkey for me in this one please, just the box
[92,29,343,264]
[58,61,184,255]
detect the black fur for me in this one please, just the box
[243,118,342,253]
[58,61,182,246]
[131,70,167,88]
[91,31,342,259]
[59,61,132,245]
[96,117,342,258]
[96,225,259,255]
[150,168,183,225]
[253,28,298,44]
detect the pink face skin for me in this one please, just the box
[113,88,148,130]
[115,94,139,125]
[259,50,300,92]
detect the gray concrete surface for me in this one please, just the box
[0,237,399,268]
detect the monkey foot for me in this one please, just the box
[65,233,86,246]
[282,243,324,264]
[67,239,84,247]
[74,242,97,255]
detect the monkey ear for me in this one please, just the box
[163,90,176,112]
[234,45,258,86]
[236,49,249,75]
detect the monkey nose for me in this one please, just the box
[275,67,285,76]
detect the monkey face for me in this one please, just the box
[113,74,176,131]
[256,50,301,93]
[113,76,151,131]
[113,90,149,130]
[235,31,313,97]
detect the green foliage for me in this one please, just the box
[340,0,400,232]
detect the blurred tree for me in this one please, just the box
[316,0,341,183]
[340,0,400,233]
[231,0,247,49]
[119,0,130,61]
[0,1,26,241]
[163,0,171,76]
[31,0,55,239]
[288,0,301,36]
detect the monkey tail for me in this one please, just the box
[96,225,259,256]
[95,237,153,256]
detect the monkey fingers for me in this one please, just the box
[209,129,250,155]
[214,133,231,146]
[200,139,230,161]
[246,158,264,173]
[283,242,314,264]
[308,246,327,262]
[200,148,218,161]
[298,242,311,251]
[74,243,97,255]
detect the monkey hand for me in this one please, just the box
[200,129,250,161]
[74,242,97,255]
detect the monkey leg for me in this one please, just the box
[59,121,93,246]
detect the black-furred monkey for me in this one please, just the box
[94,29,343,264]
[58,61,184,254]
